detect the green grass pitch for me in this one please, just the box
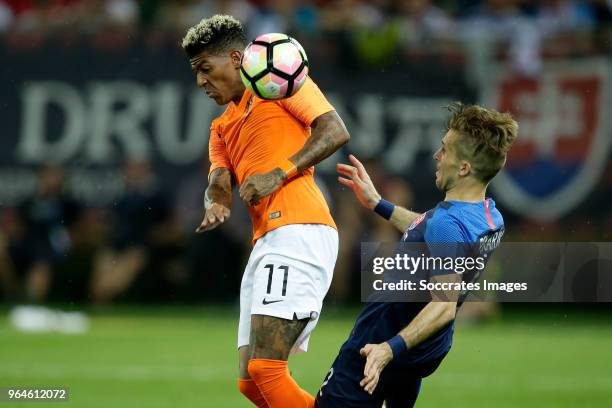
[0,306,611,407]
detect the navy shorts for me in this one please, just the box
[315,348,446,408]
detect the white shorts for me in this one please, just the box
[237,224,338,355]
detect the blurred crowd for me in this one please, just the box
[0,161,248,305]
[1,157,611,305]
[2,0,612,306]
[1,1,612,76]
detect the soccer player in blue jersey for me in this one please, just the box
[316,103,518,407]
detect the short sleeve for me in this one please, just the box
[208,122,233,179]
[279,77,335,127]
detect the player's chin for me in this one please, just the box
[435,177,445,192]
[210,96,223,105]
[207,93,226,105]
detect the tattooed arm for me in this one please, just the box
[288,110,350,172]
[239,110,350,206]
[196,167,233,232]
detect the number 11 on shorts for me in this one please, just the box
[265,264,289,296]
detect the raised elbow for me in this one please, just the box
[316,110,350,148]
[333,111,350,146]
[337,129,350,147]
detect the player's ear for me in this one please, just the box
[230,50,242,68]
[458,161,471,177]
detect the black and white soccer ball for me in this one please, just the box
[240,33,309,100]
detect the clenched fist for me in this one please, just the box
[239,168,285,206]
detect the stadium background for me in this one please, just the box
[0,0,611,407]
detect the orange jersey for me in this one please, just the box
[208,77,337,241]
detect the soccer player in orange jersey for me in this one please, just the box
[181,15,350,408]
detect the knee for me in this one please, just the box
[238,377,267,406]
[238,345,251,380]
[247,359,262,381]
[247,358,271,382]
[248,358,287,383]
[237,378,255,397]
[239,357,250,380]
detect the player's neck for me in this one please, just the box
[444,183,486,203]
[231,87,246,105]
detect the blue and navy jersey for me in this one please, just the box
[341,198,505,366]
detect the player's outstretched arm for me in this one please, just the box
[359,302,456,394]
[359,274,459,394]
[337,154,422,233]
[395,277,458,348]
[196,167,233,233]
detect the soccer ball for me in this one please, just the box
[240,33,309,100]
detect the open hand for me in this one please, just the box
[359,342,393,395]
[195,202,230,232]
[337,155,381,210]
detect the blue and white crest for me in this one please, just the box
[482,59,611,221]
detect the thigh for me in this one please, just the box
[242,225,338,358]
[383,353,447,406]
[251,225,338,316]
[249,314,309,360]
[249,253,324,321]
[315,349,384,408]
[248,251,328,356]
[384,378,422,408]
[237,247,260,350]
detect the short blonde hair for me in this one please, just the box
[181,14,246,57]
[447,102,518,183]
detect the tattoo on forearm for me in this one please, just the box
[205,168,233,208]
[290,111,349,171]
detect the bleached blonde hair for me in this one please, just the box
[447,102,519,184]
[181,14,246,57]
